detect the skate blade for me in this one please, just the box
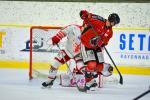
[89,87,96,91]
[41,85,52,89]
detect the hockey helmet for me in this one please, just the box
[108,13,120,24]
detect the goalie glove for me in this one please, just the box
[52,35,60,45]
[51,31,65,45]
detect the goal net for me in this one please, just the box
[29,26,68,80]
[29,26,119,86]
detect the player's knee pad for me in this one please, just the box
[86,61,97,71]
[96,63,104,72]
[101,63,113,77]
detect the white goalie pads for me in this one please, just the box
[59,72,119,88]
[60,73,85,87]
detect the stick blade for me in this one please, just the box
[119,75,123,85]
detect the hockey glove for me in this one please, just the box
[51,35,60,45]
[90,36,100,47]
[80,10,89,20]
[97,40,104,48]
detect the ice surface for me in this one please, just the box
[0,68,150,100]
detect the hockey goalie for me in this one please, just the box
[42,24,86,88]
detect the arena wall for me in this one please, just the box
[0,1,150,75]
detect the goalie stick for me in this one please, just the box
[85,18,123,85]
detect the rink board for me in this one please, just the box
[0,26,150,75]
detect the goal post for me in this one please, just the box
[29,26,63,80]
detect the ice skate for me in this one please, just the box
[85,79,97,91]
[78,78,98,92]
[42,77,56,88]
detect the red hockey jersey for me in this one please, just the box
[80,13,113,49]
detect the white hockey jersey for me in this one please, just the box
[58,24,82,58]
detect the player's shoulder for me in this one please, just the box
[61,24,76,30]
[68,24,81,27]
[65,24,81,29]
[92,14,106,22]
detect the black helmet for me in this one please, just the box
[108,13,120,24]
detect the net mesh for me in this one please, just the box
[29,26,64,79]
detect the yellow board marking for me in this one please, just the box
[0,32,6,48]
[0,61,150,75]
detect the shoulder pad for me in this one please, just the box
[92,14,106,22]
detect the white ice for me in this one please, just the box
[0,68,150,100]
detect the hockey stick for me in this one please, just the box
[86,18,123,85]
[103,47,123,84]
[133,87,150,100]
[56,44,87,92]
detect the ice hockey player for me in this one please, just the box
[79,10,120,91]
[42,24,85,88]
[42,10,120,90]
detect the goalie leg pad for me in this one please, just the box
[60,73,85,87]
[51,49,71,69]
[48,66,58,79]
